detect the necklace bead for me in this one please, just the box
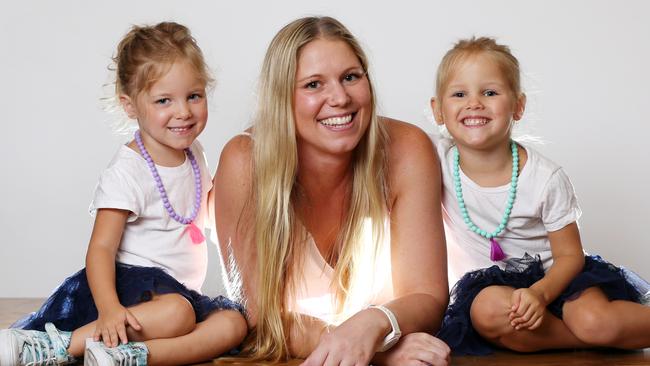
[453,141,519,261]
[134,131,204,243]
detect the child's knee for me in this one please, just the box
[221,310,247,343]
[470,286,513,339]
[155,293,196,336]
[564,305,621,346]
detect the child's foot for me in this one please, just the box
[84,339,149,366]
[0,322,75,365]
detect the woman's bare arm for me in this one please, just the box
[213,134,259,326]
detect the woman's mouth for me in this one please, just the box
[318,114,355,130]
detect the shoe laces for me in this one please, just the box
[20,332,57,366]
[107,345,144,366]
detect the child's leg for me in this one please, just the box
[144,309,246,366]
[67,293,196,357]
[470,285,588,352]
[563,286,650,349]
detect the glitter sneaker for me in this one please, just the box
[0,322,75,365]
[84,339,148,366]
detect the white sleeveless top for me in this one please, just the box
[286,231,394,325]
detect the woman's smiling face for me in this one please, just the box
[293,38,372,157]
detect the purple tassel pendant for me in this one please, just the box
[490,238,506,261]
[188,222,205,244]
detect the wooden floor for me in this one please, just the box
[2,298,649,365]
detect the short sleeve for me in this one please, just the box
[192,140,213,191]
[89,165,143,222]
[541,168,582,232]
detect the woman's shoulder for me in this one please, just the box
[214,132,254,197]
[219,132,254,169]
[384,117,429,141]
[382,117,440,195]
[383,117,438,165]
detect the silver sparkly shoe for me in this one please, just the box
[84,338,148,366]
[0,322,75,365]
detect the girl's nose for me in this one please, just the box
[466,95,484,109]
[176,102,192,119]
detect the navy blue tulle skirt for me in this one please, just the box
[437,254,649,356]
[13,263,245,332]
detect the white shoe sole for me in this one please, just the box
[0,329,20,366]
[84,339,114,366]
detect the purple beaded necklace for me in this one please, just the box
[134,130,205,244]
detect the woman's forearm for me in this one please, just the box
[287,313,330,358]
[383,292,447,336]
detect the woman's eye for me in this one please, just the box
[305,81,320,89]
[343,73,359,82]
[155,98,171,105]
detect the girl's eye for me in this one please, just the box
[451,92,465,98]
[484,90,498,96]
[155,98,171,105]
[188,93,203,101]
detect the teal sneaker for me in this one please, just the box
[0,322,75,365]
[84,339,148,366]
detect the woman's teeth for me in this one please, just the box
[319,114,352,126]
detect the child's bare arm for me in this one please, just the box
[85,208,141,347]
[510,222,585,330]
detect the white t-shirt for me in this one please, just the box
[430,134,582,286]
[89,141,212,293]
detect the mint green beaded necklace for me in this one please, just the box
[453,141,518,261]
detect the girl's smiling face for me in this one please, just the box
[432,53,525,153]
[121,60,208,165]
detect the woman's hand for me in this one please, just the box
[300,309,387,366]
[93,304,142,347]
[378,333,450,366]
[509,287,545,330]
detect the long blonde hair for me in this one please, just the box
[249,16,389,361]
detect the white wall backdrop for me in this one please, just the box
[1,0,649,297]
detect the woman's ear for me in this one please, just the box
[430,97,444,125]
[119,94,138,120]
[513,93,527,121]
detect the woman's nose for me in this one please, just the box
[327,82,351,106]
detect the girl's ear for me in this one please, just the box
[513,93,527,121]
[430,97,444,125]
[119,94,138,120]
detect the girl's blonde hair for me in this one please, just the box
[436,36,522,99]
[113,21,212,99]
[249,16,388,361]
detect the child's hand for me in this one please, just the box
[509,288,545,331]
[94,305,142,347]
